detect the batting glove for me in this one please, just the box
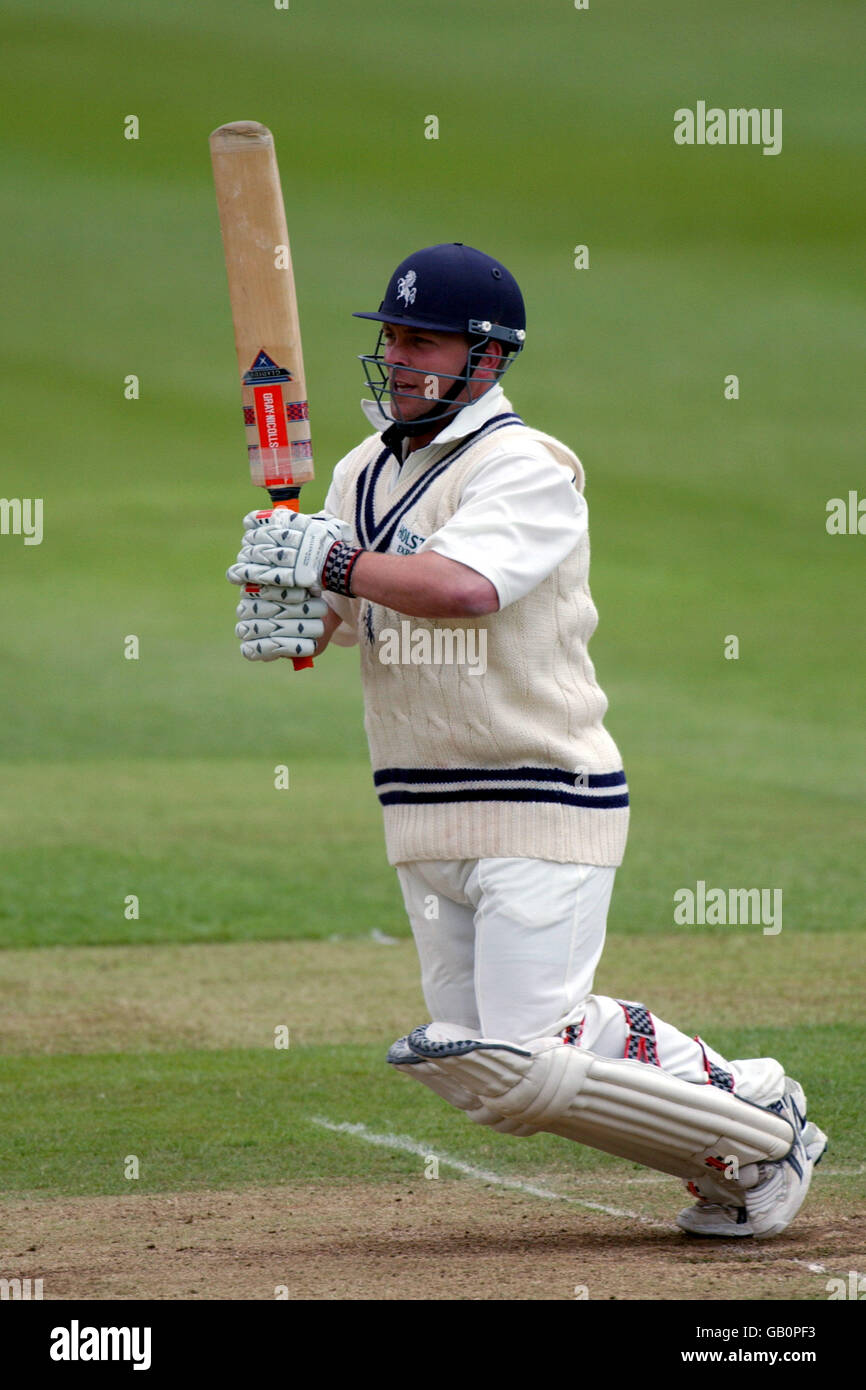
[226,508,357,592]
[234,585,330,662]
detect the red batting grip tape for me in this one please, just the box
[247,496,314,671]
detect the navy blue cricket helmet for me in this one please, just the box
[354,242,526,435]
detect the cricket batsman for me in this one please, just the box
[227,243,827,1237]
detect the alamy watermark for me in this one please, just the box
[674,880,782,935]
[674,102,782,156]
[50,1323,151,1370]
[1,1276,43,1300]
[826,1272,866,1299]
[0,497,43,545]
[378,619,487,675]
[826,491,865,534]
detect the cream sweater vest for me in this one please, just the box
[333,413,629,867]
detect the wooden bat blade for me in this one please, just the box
[211,120,315,671]
[210,121,314,489]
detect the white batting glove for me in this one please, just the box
[226,508,354,592]
[234,585,329,661]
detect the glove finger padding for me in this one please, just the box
[240,582,313,605]
[236,617,323,640]
[236,591,328,621]
[226,561,299,588]
[241,505,297,532]
[235,587,325,660]
[241,511,346,550]
[238,539,302,567]
[242,519,297,545]
[239,633,318,661]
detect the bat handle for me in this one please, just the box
[248,486,314,671]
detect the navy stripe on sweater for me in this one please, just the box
[373,766,629,810]
[354,413,524,552]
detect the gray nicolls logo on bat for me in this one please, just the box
[396,269,417,305]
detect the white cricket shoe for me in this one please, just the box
[676,1198,755,1237]
[676,1079,827,1239]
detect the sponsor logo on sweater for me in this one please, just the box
[395,522,426,555]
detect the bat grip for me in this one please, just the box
[247,487,314,671]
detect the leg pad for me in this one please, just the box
[388,1024,794,1187]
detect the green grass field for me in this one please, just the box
[0,0,863,1302]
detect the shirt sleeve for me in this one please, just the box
[420,440,587,609]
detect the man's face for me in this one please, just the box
[381,323,469,422]
[381,323,497,424]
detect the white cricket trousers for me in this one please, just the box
[395,858,783,1106]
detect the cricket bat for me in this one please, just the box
[209,120,315,671]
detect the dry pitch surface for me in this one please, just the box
[4,1181,864,1302]
[2,938,863,1302]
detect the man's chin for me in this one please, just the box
[389,391,471,422]
[389,395,433,423]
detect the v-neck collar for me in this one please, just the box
[352,399,525,554]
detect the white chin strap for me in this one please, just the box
[388,1023,794,1200]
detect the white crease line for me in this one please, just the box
[312,1118,863,1270]
[312,1116,670,1229]
[788,1259,866,1280]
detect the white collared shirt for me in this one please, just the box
[321,384,586,637]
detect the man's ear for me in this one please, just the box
[473,339,504,378]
